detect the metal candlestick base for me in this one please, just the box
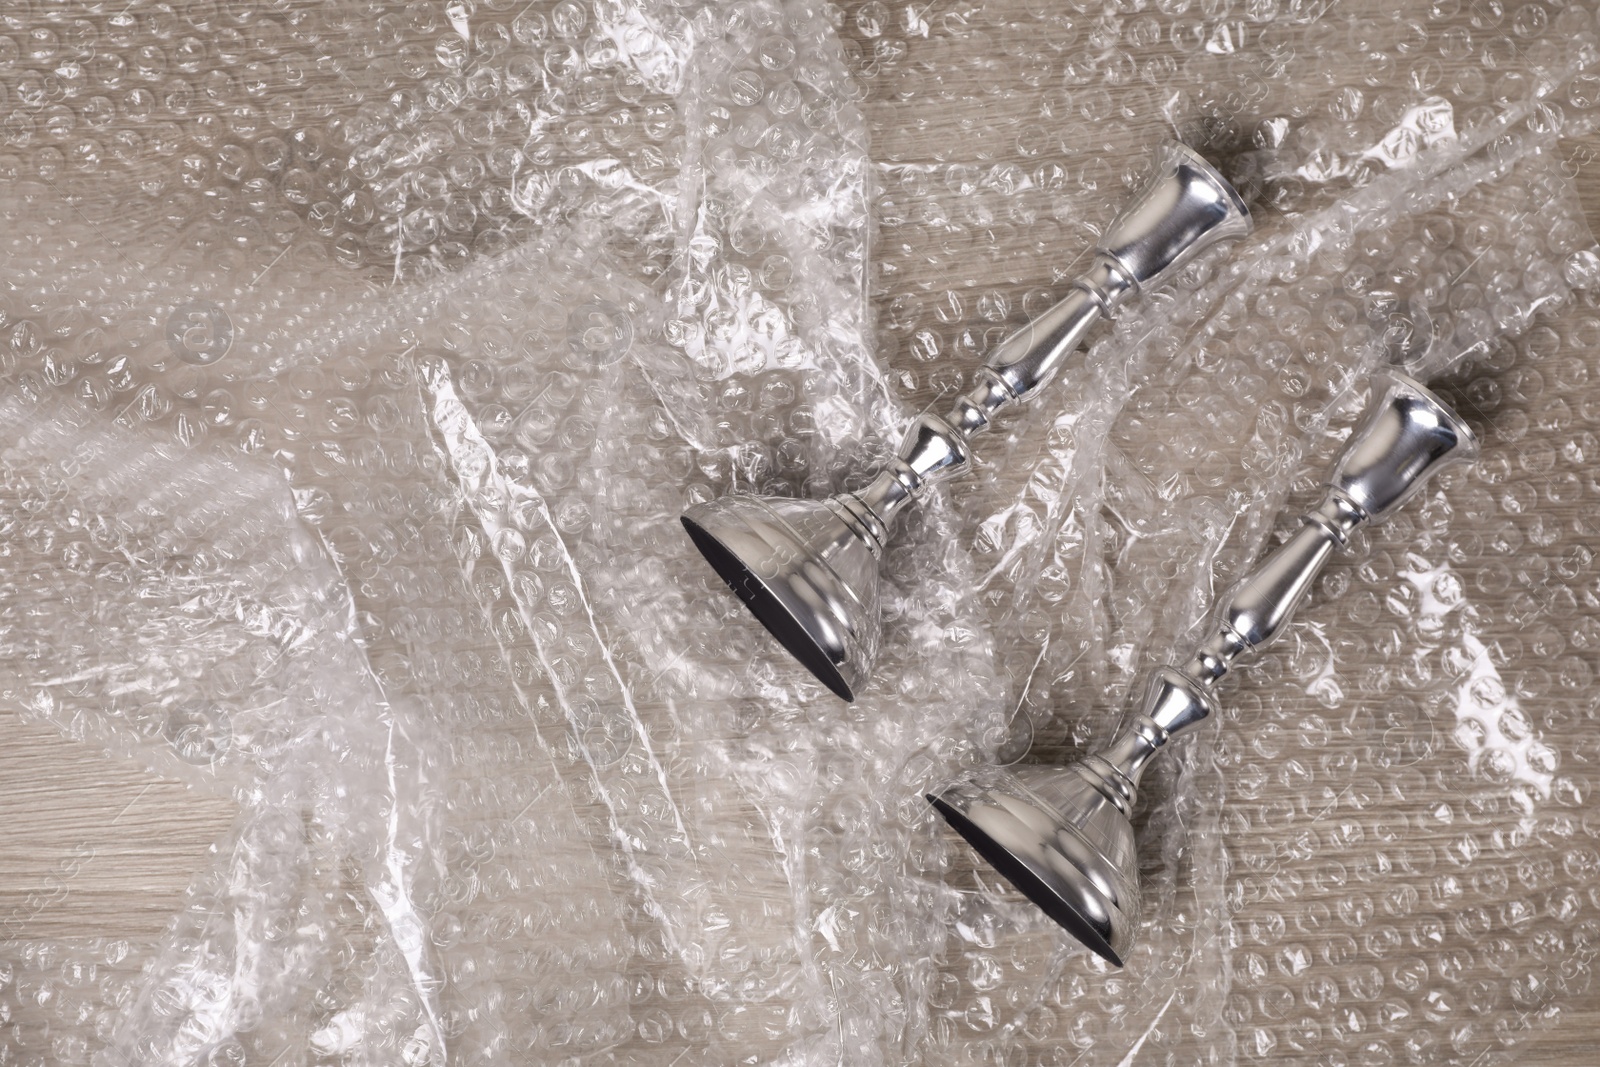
[928,373,1479,965]
[684,143,1253,701]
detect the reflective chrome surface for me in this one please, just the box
[929,761,1142,966]
[929,372,1479,964]
[682,495,880,701]
[683,143,1253,700]
[1095,141,1255,296]
[1329,372,1479,522]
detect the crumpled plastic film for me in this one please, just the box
[1022,145,1599,1065]
[6,1,1600,1066]
[0,395,447,1066]
[877,141,1596,1064]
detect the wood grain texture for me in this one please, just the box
[5,8,1600,1065]
[0,712,235,946]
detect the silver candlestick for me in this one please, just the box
[928,372,1479,966]
[683,142,1253,701]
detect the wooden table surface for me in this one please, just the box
[6,2,1600,1064]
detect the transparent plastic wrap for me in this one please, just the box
[4,2,1600,1066]
[0,395,447,1065]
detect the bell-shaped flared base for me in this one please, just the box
[682,494,881,702]
[928,762,1141,966]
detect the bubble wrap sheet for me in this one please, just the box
[5,1,1600,1065]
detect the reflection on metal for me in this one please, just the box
[684,143,1253,700]
[930,373,1480,965]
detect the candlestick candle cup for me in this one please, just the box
[927,373,1478,965]
[683,142,1253,701]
